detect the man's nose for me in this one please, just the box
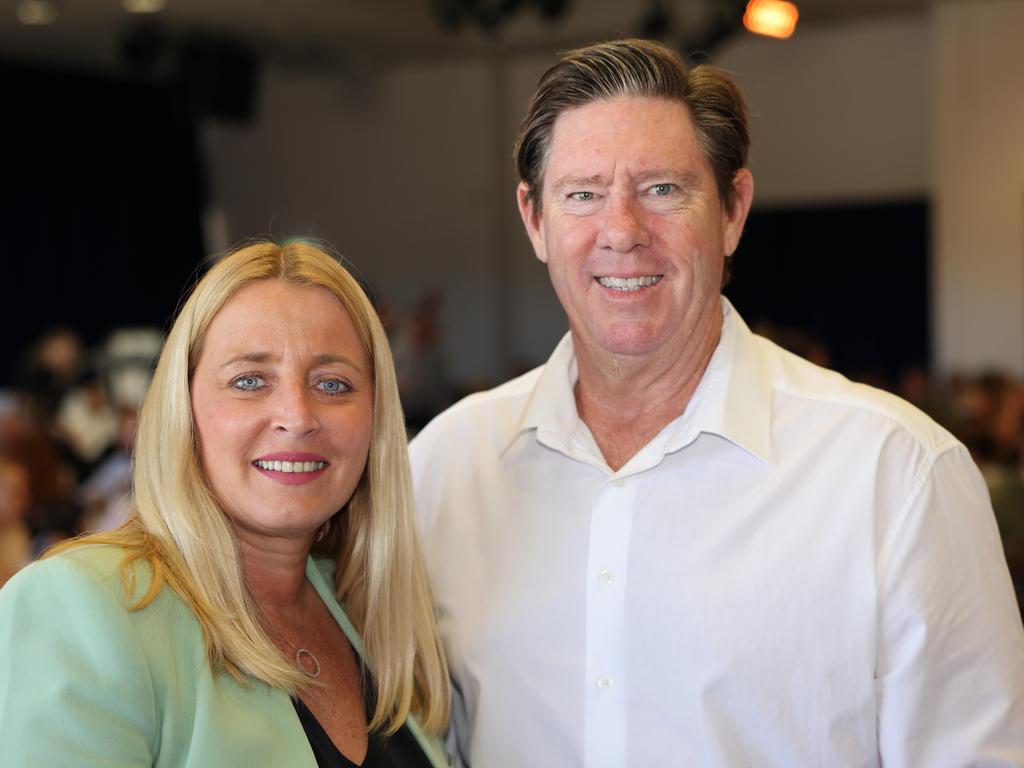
[272,380,320,437]
[596,195,651,253]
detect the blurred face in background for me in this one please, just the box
[190,280,374,548]
[0,462,31,525]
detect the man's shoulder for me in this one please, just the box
[754,335,959,455]
[409,364,544,458]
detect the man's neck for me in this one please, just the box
[573,305,723,472]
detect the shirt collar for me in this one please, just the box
[504,297,772,464]
[691,296,772,463]
[507,332,591,458]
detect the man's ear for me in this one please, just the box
[723,168,755,257]
[517,181,548,264]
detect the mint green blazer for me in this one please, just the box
[0,545,449,767]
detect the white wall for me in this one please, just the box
[718,16,929,206]
[204,61,513,383]
[932,0,1024,375]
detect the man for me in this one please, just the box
[409,39,1024,767]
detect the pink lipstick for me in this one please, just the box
[252,452,329,486]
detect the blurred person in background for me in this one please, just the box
[393,289,455,434]
[960,372,1024,616]
[75,328,162,533]
[0,392,80,550]
[78,405,138,532]
[16,326,85,425]
[0,456,32,586]
[0,240,449,766]
[54,365,119,476]
[410,39,1024,767]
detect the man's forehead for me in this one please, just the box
[547,93,693,135]
[540,96,705,187]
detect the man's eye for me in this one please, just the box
[570,191,595,201]
[650,183,675,196]
[316,378,350,396]
[231,374,265,391]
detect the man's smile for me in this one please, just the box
[595,275,663,292]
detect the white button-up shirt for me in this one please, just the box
[409,299,1024,768]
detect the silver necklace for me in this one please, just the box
[265,621,321,678]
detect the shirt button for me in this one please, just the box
[597,676,615,689]
[598,569,615,585]
[612,478,625,488]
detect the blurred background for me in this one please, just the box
[0,0,1021,609]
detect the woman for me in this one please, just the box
[0,241,450,767]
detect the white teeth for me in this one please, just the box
[255,460,325,473]
[597,275,662,292]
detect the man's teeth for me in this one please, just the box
[597,275,663,292]
[254,460,326,473]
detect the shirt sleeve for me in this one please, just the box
[0,554,157,766]
[875,444,1024,766]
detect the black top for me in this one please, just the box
[292,698,436,768]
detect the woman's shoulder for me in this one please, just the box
[0,541,161,617]
[0,546,167,764]
[0,540,199,684]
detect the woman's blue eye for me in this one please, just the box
[571,191,595,201]
[651,183,674,196]
[233,375,264,391]
[317,378,348,395]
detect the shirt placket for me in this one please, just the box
[583,475,633,768]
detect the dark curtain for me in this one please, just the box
[0,59,206,385]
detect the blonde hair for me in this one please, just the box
[51,240,449,735]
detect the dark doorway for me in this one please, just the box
[725,200,929,387]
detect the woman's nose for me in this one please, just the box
[272,381,320,437]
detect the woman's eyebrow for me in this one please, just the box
[311,353,364,372]
[220,352,273,369]
[219,352,363,373]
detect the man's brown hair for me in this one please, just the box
[514,38,750,218]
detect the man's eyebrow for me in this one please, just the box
[550,170,704,192]
[220,352,363,372]
[631,169,703,190]
[551,174,609,192]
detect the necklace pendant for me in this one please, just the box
[295,647,321,678]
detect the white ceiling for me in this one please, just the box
[0,0,931,74]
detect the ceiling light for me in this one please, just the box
[123,0,166,13]
[16,0,59,25]
[743,0,799,39]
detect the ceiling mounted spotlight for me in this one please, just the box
[16,0,59,25]
[743,0,798,39]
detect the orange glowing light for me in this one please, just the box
[743,0,799,39]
